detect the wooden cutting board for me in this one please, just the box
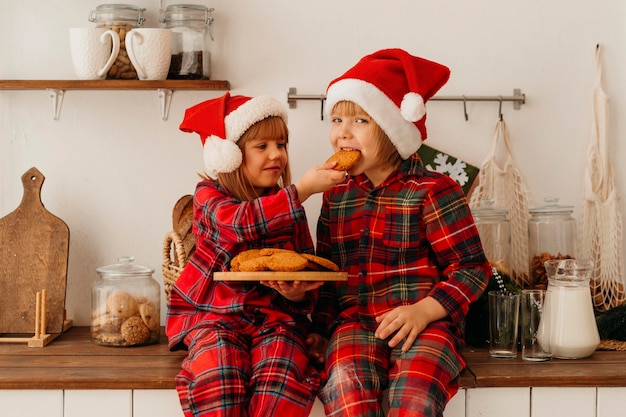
[171,194,195,260]
[0,167,70,334]
[214,271,348,281]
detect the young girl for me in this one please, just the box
[167,92,345,417]
[310,49,492,417]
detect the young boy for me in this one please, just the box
[310,49,492,417]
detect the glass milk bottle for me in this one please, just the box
[537,259,599,359]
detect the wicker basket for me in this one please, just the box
[598,339,626,351]
[162,230,188,301]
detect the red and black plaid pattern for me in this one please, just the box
[177,316,320,417]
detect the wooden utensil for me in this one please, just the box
[214,271,348,281]
[0,167,70,334]
[171,194,195,259]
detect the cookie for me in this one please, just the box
[300,253,340,271]
[238,256,271,272]
[120,316,150,345]
[326,149,361,171]
[230,249,263,272]
[139,302,160,331]
[106,291,139,318]
[259,248,296,256]
[265,251,309,272]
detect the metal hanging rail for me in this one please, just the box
[287,87,526,121]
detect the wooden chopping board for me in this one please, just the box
[0,167,70,334]
[214,271,348,281]
[171,194,195,260]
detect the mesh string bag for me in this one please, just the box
[579,45,626,311]
[470,119,533,288]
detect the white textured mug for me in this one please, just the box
[126,28,172,80]
[69,27,120,80]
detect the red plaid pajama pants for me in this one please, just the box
[176,315,321,417]
[318,319,464,417]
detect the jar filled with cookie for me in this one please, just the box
[91,256,160,347]
[88,3,146,79]
[528,197,577,289]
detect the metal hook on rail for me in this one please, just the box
[498,96,503,121]
[462,96,468,121]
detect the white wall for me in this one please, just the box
[1,0,625,327]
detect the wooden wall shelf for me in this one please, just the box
[0,79,231,121]
[0,79,230,90]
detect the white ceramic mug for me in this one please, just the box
[69,27,120,80]
[126,28,172,80]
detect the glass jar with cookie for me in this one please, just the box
[88,3,146,79]
[91,256,160,347]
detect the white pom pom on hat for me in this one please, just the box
[180,92,288,179]
[325,48,450,159]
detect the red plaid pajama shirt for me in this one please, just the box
[167,180,321,417]
[312,154,491,417]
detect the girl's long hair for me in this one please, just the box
[209,116,291,201]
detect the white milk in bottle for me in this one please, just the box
[537,259,599,359]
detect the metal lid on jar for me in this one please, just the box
[471,199,509,219]
[96,256,154,277]
[529,196,574,215]
[89,4,146,26]
[159,4,214,24]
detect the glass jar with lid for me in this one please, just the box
[471,199,511,275]
[159,4,214,79]
[528,197,577,289]
[91,256,160,347]
[88,4,146,79]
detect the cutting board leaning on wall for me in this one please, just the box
[0,167,70,334]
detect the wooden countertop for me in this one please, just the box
[1,327,625,390]
[0,327,185,389]
[462,346,626,387]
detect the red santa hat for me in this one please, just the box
[179,92,288,179]
[325,48,450,159]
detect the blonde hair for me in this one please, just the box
[201,116,291,201]
[333,101,402,167]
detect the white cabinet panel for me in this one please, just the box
[64,389,132,417]
[134,389,184,417]
[597,387,626,417]
[466,387,530,417]
[444,389,465,417]
[532,387,596,417]
[309,391,464,417]
[0,390,63,417]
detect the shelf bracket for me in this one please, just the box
[157,88,173,121]
[46,89,64,121]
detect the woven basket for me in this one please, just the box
[598,339,626,351]
[162,230,188,301]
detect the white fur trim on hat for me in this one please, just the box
[326,79,423,159]
[225,95,288,143]
[203,135,243,179]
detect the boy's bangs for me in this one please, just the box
[333,100,365,117]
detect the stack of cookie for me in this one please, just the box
[230,248,339,272]
[91,291,160,347]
